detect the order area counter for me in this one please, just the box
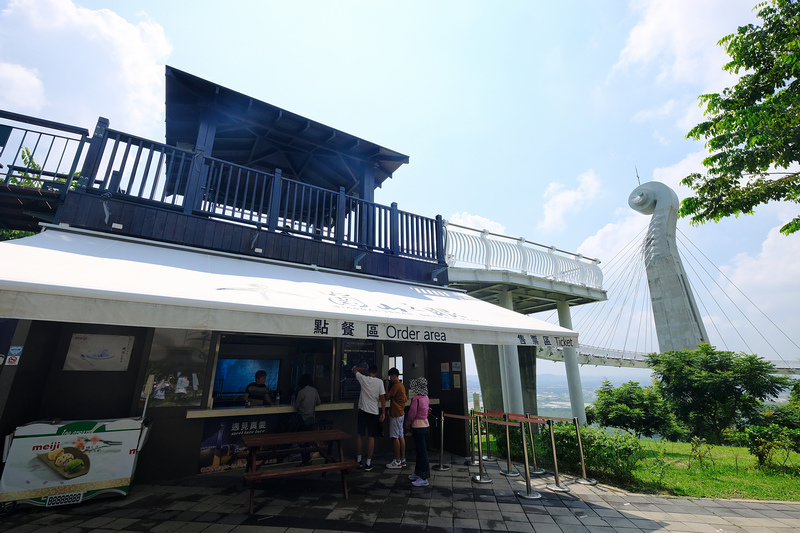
[185,398,440,419]
[185,403,356,419]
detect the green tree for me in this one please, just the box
[0,229,34,242]
[587,380,682,439]
[679,0,800,235]
[646,344,791,444]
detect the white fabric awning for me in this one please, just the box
[0,227,578,347]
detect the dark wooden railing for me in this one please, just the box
[0,112,445,263]
[0,110,89,197]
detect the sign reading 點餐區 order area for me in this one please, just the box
[0,419,143,506]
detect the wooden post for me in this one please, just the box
[78,117,110,189]
[267,169,283,231]
[390,202,400,255]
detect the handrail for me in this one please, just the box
[0,110,89,137]
[0,111,90,199]
[444,222,604,289]
[1,111,444,265]
[73,121,445,264]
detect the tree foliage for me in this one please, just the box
[586,380,682,440]
[679,0,800,235]
[646,344,791,444]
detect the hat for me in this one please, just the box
[409,377,428,397]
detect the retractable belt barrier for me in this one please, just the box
[507,413,546,476]
[471,412,520,484]
[434,408,596,495]
[521,414,597,487]
[479,409,504,461]
[432,411,452,471]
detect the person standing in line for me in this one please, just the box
[384,368,407,469]
[405,377,431,486]
[243,370,273,407]
[352,364,385,471]
[293,373,321,465]
[294,373,321,429]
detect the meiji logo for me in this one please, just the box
[32,441,61,452]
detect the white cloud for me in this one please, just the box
[632,99,675,123]
[448,212,506,234]
[0,63,46,111]
[614,0,755,87]
[0,0,171,137]
[651,150,706,197]
[578,212,648,264]
[537,169,601,234]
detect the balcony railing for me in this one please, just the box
[443,222,603,289]
[0,112,445,264]
[0,110,89,195]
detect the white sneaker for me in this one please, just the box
[386,460,402,469]
[408,474,419,481]
[412,477,429,487]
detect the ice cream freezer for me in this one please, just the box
[0,416,150,512]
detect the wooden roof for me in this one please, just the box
[165,66,409,197]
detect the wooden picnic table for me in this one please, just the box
[241,429,358,514]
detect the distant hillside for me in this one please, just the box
[466,372,655,417]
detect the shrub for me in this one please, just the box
[732,424,800,467]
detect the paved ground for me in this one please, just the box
[2,453,799,532]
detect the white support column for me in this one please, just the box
[498,290,524,415]
[557,300,586,425]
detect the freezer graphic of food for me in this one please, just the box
[38,447,91,479]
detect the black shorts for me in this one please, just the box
[357,409,382,438]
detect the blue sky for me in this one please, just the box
[2,0,798,381]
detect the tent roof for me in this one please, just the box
[0,227,578,348]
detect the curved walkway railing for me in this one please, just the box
[443,222,603,289]
[535,344,800,374]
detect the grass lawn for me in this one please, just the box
[626,439,800,501]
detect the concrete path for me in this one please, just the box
[2,454,799,532]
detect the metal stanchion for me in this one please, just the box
[471,414,492,484]
[499,413,519,477]
[545,419,569,492]
[525,413,546,476]
[572,417,596,485]
[433,411,450,471]
[465,410,479,466]
[516,419,541,500]
[477,411,497,461]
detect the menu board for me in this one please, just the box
[339,339,376,400]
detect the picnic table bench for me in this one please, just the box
[241,429,357,514]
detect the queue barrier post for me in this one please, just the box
[509,413,546,477]
[524,412,546,476]
[471,413,492,484]
[573,417,597,485]
[466,410,479,466]
[480,410,498,461]
[499,413,519,477]
[515,418,541,500]
[432,411,451,471]
[545,419,569,493]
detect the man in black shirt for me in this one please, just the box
[244,370,272,406]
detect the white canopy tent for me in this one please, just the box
[0,226,578,347]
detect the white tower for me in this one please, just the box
[629,181,709,352]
